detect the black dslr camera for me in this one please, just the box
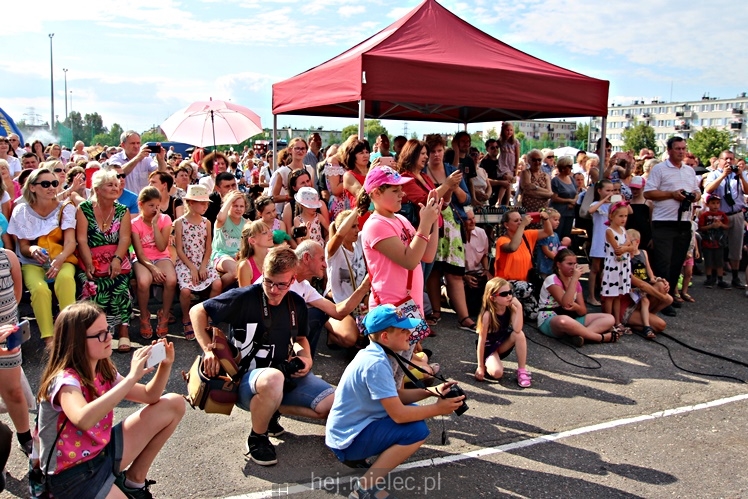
[680,190,696,213]
[276,357,305,392]
[442,384,469,416]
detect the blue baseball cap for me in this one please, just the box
[363,304,421,335]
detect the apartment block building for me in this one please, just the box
[591,94,748,152]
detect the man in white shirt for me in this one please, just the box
[643,136,700,316]
[108,130,166,193]
[290,241,369,357]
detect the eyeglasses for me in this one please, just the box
[116,173,127,179]
[293,147,307,152]
[492,289,514,298]
[53,168,64,173]
[9,138,19,142]
[263,277,293,291]
[33,180,60,188]
[546,156,555,159]
[86,327,114,342]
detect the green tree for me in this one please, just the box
[339,120,389,145]
[485,127,499,140]
[82,113,107,143]
[515,130,526,142]
[63,111,84,142]
[341,124,358,141]
[574,122,590,149]
[141,131,168,143]
[410,132,419,140]
[92,123,124,146]
[622,123,656,153]
[687,128,732,165]
[470,132,485,151]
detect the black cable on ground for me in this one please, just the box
[634,330,747,384]
[525,326,602,370]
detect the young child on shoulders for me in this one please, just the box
[698,194,730,289]
[325,305,465,499]
[174,185,222,340]
[475,277,531,388]
[131,186,176,340]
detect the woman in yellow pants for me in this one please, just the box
[8,167,78,343]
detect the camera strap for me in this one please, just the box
[378,343,448,394]
[379,343,453,445]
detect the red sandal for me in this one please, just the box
[156,309,169,338]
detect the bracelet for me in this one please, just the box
[415,232,430,243]
[112,255,122,262]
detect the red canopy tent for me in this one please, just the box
[272,0,609,125]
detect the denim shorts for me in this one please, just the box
[330,416,429,462]
[47,422,123,499]
[236,368,334,412]
[538,315,586,337]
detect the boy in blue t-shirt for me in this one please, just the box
[535,209,570,279]
[325,305,465,499]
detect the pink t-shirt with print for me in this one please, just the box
[361,212,424,313]
[132,213,172,261]
[48,369,120,473]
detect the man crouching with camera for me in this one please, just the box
[326,305,465,499]
[190,247,334,466]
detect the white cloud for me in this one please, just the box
[338,5,365,17]
[387,6,413,19]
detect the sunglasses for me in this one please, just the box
[116,173,127,179]
[86,327,114,342]
[492,289,514,298]
[33,180,60,188]
[53,168,64,173]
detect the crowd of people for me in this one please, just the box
[0,127,746,499]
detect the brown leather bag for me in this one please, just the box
[182,327,244,416]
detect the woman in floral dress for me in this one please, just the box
[76,170,133,351]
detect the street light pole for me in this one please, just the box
[63,68,68,120]
[70,91,73,113]
[49,33,54,132]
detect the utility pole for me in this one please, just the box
[63,68,68,120]
[49,33,55,132]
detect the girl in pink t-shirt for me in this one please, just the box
[131,187,176,339]
[34,302,184,499]
[359,164,441,386]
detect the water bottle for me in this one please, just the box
[40,249,54,283]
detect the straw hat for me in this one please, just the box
[184,184,211,202]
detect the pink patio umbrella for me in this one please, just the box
[161,98,263,149]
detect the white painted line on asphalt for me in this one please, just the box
[224,392,748,499]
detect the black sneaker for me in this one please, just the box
[267,411,285,437]
[661,305,677,317]
[114,472,155,499]
[245,432,277,466]
[717,280,732,289]
[731,278,746,289]
[704,277,716,288]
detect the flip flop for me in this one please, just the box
[681,293,695,303]
[182,322,195,341]
[117,337,131,353]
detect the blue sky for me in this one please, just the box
[2,0,745,145]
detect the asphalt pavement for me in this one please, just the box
[2,277,748,499]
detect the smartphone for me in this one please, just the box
[378,156,394,167]
[610,194,623,204]
[6,320,31,350]
[146,143,162,154]
[527,212,541,224]
[577,264,590,274]
[146,342,166,368]
[292,226,308,238]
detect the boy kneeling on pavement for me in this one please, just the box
[325,305,466,499]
